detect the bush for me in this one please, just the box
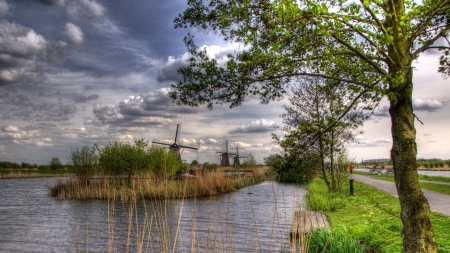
[98,138,153,182]
[148,144,180,179]
[49,157,63,170]
[68,145,98,184]
[241,153,257,169]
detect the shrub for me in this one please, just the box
[98,138,153,182]
[68,145,98,185]
[241,153,257,169]
[49,157,63,170]
[148,144,180,179]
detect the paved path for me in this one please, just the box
[351,174,450,216]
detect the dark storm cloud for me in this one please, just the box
[228,120,278,134]
[0,18,69,86]
[0,92,78,121]
[73,93,99,103]
[37,0,65,6]
[0,0,10,17]
[157,55,189,82]
[91,88,202,127]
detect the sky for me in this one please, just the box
[0,0,449,166]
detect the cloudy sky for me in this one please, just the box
[0,0,449,165]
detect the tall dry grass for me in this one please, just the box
[49,166,273,201]
[0,170,73,179]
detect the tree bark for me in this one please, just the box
[389,68,438,252]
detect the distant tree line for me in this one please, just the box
[0,158,63,170]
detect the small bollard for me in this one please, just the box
[349,164,354,196]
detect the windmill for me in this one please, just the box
[216,140,236,167]
[152,124,198,161]
[231,147,247,166]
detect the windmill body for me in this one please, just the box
[232,147,247,166]
[216,140,236,167]
[152,124,198,161]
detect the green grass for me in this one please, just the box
[306,227,366,253]
[305,178,450,252]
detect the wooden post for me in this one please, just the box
[350,179,354,196]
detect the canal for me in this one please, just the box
[0,178,306,252]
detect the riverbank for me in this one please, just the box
[0,169,74,179]
[49,167,273,201]
[305,178,450,252]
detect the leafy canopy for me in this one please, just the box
[170,0,449,108]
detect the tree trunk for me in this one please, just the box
[389,69,438,252]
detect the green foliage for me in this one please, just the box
[203,162,219,171]
[307,227,366,253]
[241,153,257,168]
[180,162,190,171]
[264,153,284,170]
[98,138,153,179]
[49,157,63,170]
[190,160,199,167]
[68,145,98,184]
[147,144,180,178]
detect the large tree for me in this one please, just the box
[170,1,449,252]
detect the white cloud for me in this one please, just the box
[180,138,199,147]
[413,98,445,112]
[67,0,106,21]
[228,119,278,134]
[230,141,252,148]
[350,135,392,147]
[64,23,84,45]
[2,125,19,132]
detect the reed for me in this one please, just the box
[103,180,298,253]
[49,167,273,201]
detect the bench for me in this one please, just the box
[369,169,382,176]
[386,169,394,177]
[370,169,394,177]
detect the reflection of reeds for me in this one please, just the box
[104,180,301,253]
[49,166,273,201]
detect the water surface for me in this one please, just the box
[0,178,305,252]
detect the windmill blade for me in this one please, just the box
[174,124,181,144]
[226,140,228,153]
[197,139,200,162]
[152,141,172,147]
[178,144,198,150]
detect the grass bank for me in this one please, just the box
[305,178,450,252]
[0,169,74,179]
[49,167,272,201]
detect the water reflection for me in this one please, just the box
[0,178,305,252]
